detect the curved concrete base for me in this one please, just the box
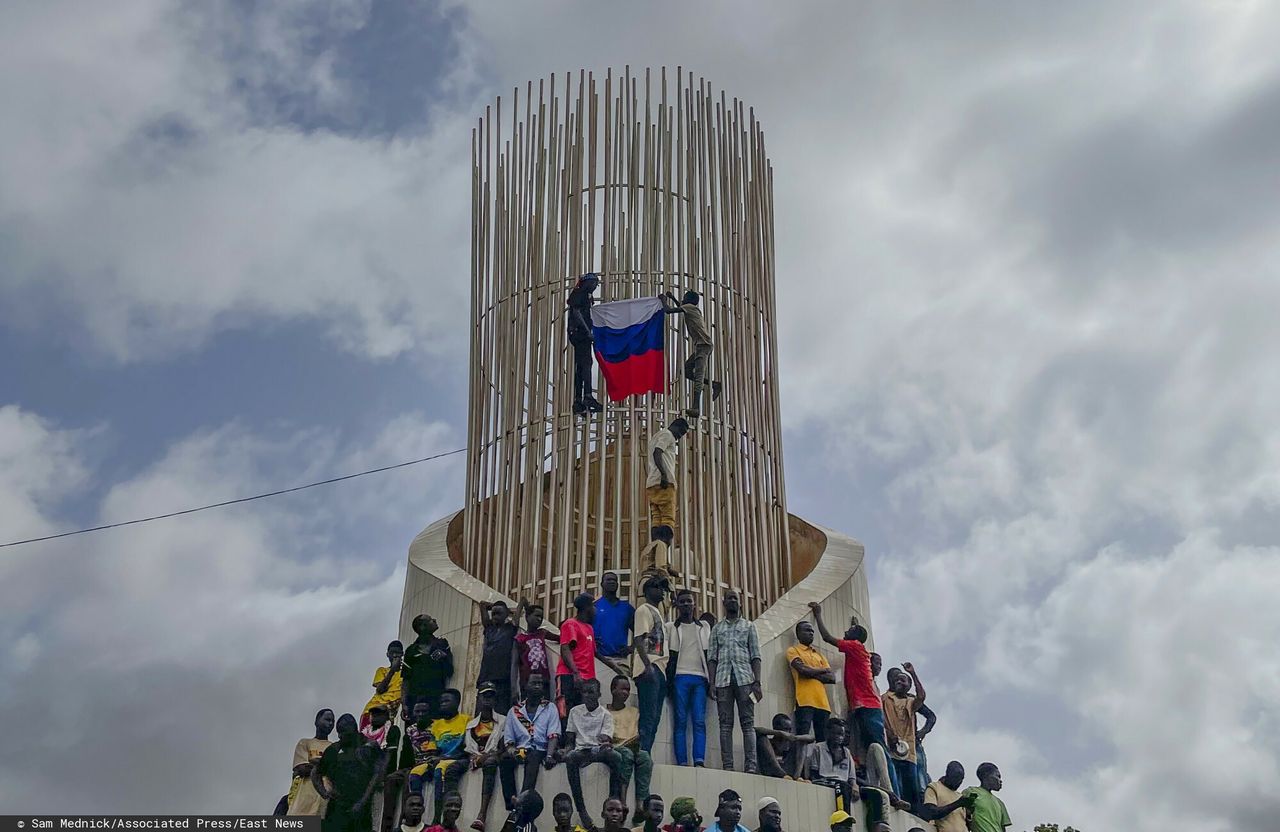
[400,511,927,831]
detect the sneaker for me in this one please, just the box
[684,408,700,418]
[572,400,587,415]
[584,396,604,413]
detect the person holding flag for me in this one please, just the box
[659,290,722,418]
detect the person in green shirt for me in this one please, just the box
[962,762,1010,832]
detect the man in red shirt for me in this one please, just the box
[808,602,893,792]
[557,593,599,713]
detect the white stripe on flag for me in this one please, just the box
[592,296,664,330]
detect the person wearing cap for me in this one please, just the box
[828,810,854,832]
[632,574,669,753]
[711,790,749,832]
[659,290,722,418]
[754,798,783,832]
[639,418,689,579]
[557,593,600,712]
[361,703,396,749]
[664,797,702,832]
[568,272,603,415]
[466,682,507,832]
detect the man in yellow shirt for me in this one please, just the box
[362,641,404,728]
[921,761,973,832]
[785,621,835,742]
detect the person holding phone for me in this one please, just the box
[707,589,762,773]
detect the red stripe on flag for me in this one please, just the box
[597,348,665,402]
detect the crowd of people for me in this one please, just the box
[277,575,1011,832]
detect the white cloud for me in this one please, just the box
[0,0,474,362]
[0,405,462,811]
[5,0,1280,827]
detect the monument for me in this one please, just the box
[398,68,909,830]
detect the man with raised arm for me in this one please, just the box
[638,418,689,579]
[708,589,762,773]
[882,662,927,809]
[659,290,722,418]
[478,600,519,716]
[807,602,894,794]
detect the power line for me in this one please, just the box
[0,447,467,549]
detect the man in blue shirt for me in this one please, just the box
[711,790,750,832]
[593,571,633,667]
[499,675,561,801]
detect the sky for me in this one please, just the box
[2,0,1279,828]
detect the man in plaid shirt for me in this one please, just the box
[707,589,762,772]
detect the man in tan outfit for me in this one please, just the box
[638,417,689,578]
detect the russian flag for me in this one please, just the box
[592,297,666,402]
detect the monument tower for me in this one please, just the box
[398,66,886,830]
[462,67,789,620]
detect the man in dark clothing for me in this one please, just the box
[312,713,382,832]
[401,614,454,724]
[568,273,603,415]
[754,713,813,780]
[479,600,519,715]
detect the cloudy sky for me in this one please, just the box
[3,1,1279,828]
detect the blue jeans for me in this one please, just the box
[915,741,930,794]
[636,666,666,753]
[851,707,899,795]
[892,757,919,805]
[671,673,708,765]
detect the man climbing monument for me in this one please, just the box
[637,417,688,579]
[568,273,603,415]
[660,290,721,418]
